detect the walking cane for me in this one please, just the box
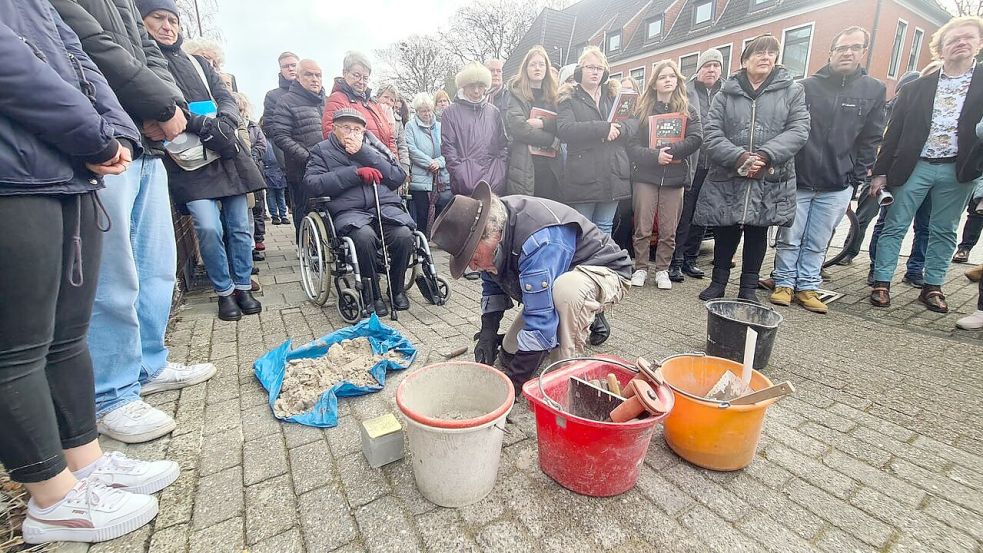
[372,179,398,321]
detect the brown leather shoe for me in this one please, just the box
[870,282,891,307]
[918,286,948,313]
[967,263,983,283]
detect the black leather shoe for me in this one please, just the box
[234,290,262,315]
[217,295,242,321]
[667,266,685,282]
[902,273,925,288]
[391,292,410,311]
[253,250,265,262]
[588,312,610,346]
[373,299,389,317]
[681,261,705,278]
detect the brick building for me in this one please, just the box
[505,0,951,91]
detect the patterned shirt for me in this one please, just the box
[921,62,976,159]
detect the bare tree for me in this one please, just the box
[375,35,458,96]
[175,0,222,40]
[938,0,983,15]
[440,0,541,65]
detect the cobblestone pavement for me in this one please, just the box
[44,217,982,553]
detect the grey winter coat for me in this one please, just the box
[505,86,562,196]
[693,67,810,228]
[555,84,632,204]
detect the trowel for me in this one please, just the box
[567,376,624,421]
[706,328,757,401]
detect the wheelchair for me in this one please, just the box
[299,196,451,323]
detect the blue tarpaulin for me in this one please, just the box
[253,315,416,427]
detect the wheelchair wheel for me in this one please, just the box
[299,214,332,305]
[337,289,362,324]
[404,258,420,292]
[435,276,451,303]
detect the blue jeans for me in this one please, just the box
[266,187,288,219]
[186,195,254,295]
[89,156,175,417]
[774,187,853,291]
[873,161,976,285]
[572,201,619,235]
[869,197,931,277]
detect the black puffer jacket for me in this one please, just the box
[694,67,810,228]
[50,0,184,156]
[686,76,721,171]
[627,103,703,187]
[555,83,632,204]
[270,80,325,183]
[261,73,291,137]
[156,36,265,205]
[795,65,886,191]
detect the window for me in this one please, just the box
[679,53,700,79]
[646,16,664,40]
[751,0,775,7]
[630,67,646,89]
[694,0,713,26]
[782,24,813,79]
[607,31,622,53]
[907,28,924,72]
[888,20,908,78]
[609,72,623,83]
[571,43,587,63]
[717,44,732,77]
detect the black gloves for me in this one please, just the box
[474,311,505,365]
[199,114,240,159]
[503,350,548,392]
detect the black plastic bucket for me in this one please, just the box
[704,299,784,370]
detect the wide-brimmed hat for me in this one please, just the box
[332,107,366,125]
[430,181,493,279]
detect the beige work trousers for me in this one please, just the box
[632,182,685,272]
[501,266,628,363]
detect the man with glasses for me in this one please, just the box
[768,26,886,313]
[304,108,413,316]
[270,59,326,238]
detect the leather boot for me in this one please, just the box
[217,294,242,321]
[234,290,262,315]
[370,279,388,317]
[589,312,610,346]
[737,273,761,303]
[698,267,730,301]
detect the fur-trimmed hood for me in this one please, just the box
[455,61,492,89]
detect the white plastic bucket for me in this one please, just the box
[395,361,514,507]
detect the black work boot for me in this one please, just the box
[737,273,761,303]
[589,312,611,346]
[234,290,262,315]
[698,267,730,301]
[370,279,389,317]
[218,294,242,321]
[682,260,705,278]
[667,265,685,282]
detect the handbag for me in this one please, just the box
[165,55,221,171]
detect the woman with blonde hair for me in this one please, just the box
[505,45,562,198]
[627,60,703,289]
[434,89,452,120]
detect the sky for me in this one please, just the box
[214,0,468,119]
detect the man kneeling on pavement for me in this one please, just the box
[431,182,632,392]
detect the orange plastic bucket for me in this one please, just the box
[659,354,776,471]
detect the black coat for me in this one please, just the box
[50,0,184,155]
[270,80,325,183]
[686,76,721,171]
[303,133,411,235]
[261,73,291,138]
[156,37,265,205]
[796,65,886,191]
[504,86,561,196]
[627,103,703,188]
[873,64,983,186]
[555,84,632,204]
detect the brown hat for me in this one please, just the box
[430,181,493,279]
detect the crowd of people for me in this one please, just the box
[1,0,982,543]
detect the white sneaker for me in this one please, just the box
[631,270,648,287]
[97,400,176,444]
[77,451,180,495]
[22,480,158,544]
[956,310,983,330]
[655,270,672,290]
[140,361,216,396]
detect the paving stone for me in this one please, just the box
[298,484,358,551]
[814,526,877,553]
[661,463,751,523]
[822,450,925,508]
[288,438,337,494]
[678,504,762,553]
[243,432,288,485]
[764,443,856,499]
[198,426,242,477]
[734,512,819,553]
[283,421,325,448]
[635,465,695,516]
[337,452,392,507]
[189,516,244,553]
[383,457,436,516]
[887,458,981,515]
[354,496,422,552]
[241,403,283,441]
[166,427,202,472]
[192,466,243,530]
[726,473,824,541]
[147,523,189,553]
[244,474,297,545]
[476,520,537,552]
[87,525,151,553]
[782,478,893,548]
[325,414,363,458]
[156,469,197,530]
[922,497,983,542]
[202,397,240,436]
[249,527,305,553]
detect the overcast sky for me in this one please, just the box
[215,0,468,119]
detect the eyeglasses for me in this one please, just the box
[582,64,606,73]
[337,125,364,135]
[832,44,866,53]
[750,50,779,58]
[348,72,370,83]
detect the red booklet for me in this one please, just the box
[528,107,557,158]
[607,90,638,123]
[648,113,687,163]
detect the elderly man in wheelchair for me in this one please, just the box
[302,107,414,317]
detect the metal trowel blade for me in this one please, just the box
[567,376,625,421]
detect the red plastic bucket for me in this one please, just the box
[522,356,672,497]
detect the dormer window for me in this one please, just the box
[694,0,713,26]
[607,31,622,53]
[646,16,664,40]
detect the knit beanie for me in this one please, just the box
[696,49,723,71]
[455,62,492,90]
[135,0,179,20]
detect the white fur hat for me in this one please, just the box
[455,62,492,90]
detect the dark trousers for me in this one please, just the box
[712,224,768,275]
[287,180,305,243]
[0,194,102,483]
[870,200,930,277]
[346,223,413,295]
[958,196,983,251]
[408,189,452,237]
[672,167,708,267]
[252,189,266,244]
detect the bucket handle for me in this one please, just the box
[536,357,639,412]
[657,352,743,409]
